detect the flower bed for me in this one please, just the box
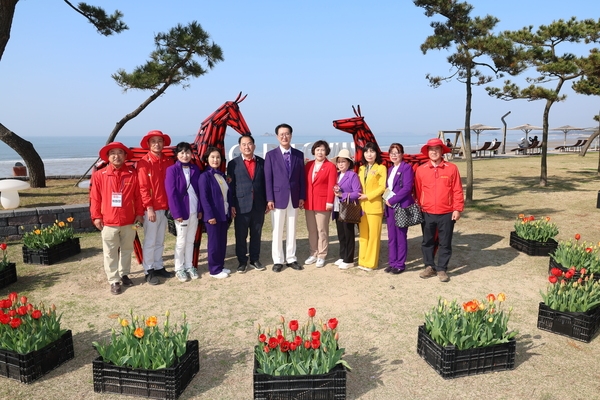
[0,330,74,384]
[253,355,347,400]
[509,231,557,256]
[22,237,81,265]
[537,302,600,343]
[92,340,199,400]
[0,263,17,290]
[417,325,516,379]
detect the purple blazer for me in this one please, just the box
[264,146,306,209]
[198,167,233,223]
[165,161,202,220]
[333,170,361,220]
[384,162,415,218]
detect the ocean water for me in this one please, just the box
[0,131,570,178]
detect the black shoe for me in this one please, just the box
[237,263,248,273]
[287,261,303,271]
[384,266,393,273]
[110,282,122,295]
[272,263,284,273]
[154,268,175,278]
[121,275,134,287]
[391,268,405,275]
[250,260,265,271]
[145,270,159,285]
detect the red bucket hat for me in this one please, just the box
[140,130,172,149]
[420,138,451,157]
[99,142,134,162]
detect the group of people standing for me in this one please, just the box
[90,126,464,295]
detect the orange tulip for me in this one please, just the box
[145,316,158,327]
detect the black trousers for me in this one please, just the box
[335,216,356,263]
[421,212,454,271]
[234,206,265,264]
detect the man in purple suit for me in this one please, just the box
[264,123,306,272]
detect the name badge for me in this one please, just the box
[112,192,123,207]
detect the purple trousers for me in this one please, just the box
[386,213,408,270]
[204,221,228,275]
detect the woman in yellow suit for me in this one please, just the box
[357,142,386,271]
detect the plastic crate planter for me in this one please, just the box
[93,339,199,400]
[22,238,81,265]
[537,302,600,343]
[0,262,17,289]
[509,231,557,257]
[253,356,347,400]
[0,330,74,384]
[416,325,516,379]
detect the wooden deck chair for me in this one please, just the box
[562,139,583,152]
[472,142,491,157]
[482,141,501,157]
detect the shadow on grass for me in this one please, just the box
[514,333,544,369]
[344,347,387,398]
[189,348,250,396]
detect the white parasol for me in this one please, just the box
[457,123,500,149]
[508,124,543,143]
[550,125,585,147]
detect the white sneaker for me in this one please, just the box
[222,268,231,274]
[185,268,199,280]
[358,266,373,271]
[316,258,325,268]
[175,270,189,282]
[210,271,229,279]
[304,256,317,265]
[334,259,343,266]
[339,262,354,270]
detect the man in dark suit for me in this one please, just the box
[227,135,268,274]
[264,123,306,272]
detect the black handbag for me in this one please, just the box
[393,202,424,228]
[338,195,361,224]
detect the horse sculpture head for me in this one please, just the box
[194,92,251,171]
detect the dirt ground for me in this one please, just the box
[2,153,600,400]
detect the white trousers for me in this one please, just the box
[271,194,298,264]
[174,213,198,271]
[142,209,167,271]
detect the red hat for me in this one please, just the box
[140,130,172,149]
[99,142,134,162]
[420,138,451,157]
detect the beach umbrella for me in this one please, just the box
[508,124,543,143]
[550,125,585,147]
[457,123,500,149]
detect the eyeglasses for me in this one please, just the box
[389,152,401,156]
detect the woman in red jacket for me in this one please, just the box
[304,140,337,268]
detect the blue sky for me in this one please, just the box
[1,0,599,147]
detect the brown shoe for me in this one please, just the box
[437,271,450,282]
[419,266,437,279]
[110,282,122,295]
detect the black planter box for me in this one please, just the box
[22,238,81,265]
[0,262,17,289]
[0,330,74,384]
[509,231,557,256]
[537,302,600,343]
[417,325,516,379]
[253,354,347,400]
[548,259,600,283]
[93,340,199,400]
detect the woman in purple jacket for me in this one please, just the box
[331,149,362,270]
[199,147,235,279]
[384,143,415,274]
[165,142,202,282]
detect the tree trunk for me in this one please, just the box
[463,69,474,204]
[540,98,556,187]
[0,122,46,187]
[0,0,18,62]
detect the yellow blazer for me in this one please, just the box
[358,163,386,214]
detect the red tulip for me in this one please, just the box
[528,216,535,221]
[565,270,574,279]
[311,331,321,341]
[550,268,563,278]
[8,310,16,317]
[16,306,27,316]
[304,340,311,349]
[548,275,558,284]
[263,345,270,353]
[9,317,21,329]
[268,337,278,349]
[20,296,27,305]
[277,334,285,344]
[0,314,10,324]
[575,234,581,241]
[26,303,34,311]
[294,335,302,346]
[8,292,17,303]
[308,308,316,318]
[311,339,320,349]
[327,318,338,330]
[0,243,6,250]
[289,343,297,351]
[586,247,593,253]
[486,294,496,303]
[288,319,299,332]
[280,341,290,352]
[580,268,587,275]
[31,310,42,319]
[258,334,267,343]
[276,328,282,337]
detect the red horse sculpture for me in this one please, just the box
[124,93,252,264]
[332,105,428,172]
